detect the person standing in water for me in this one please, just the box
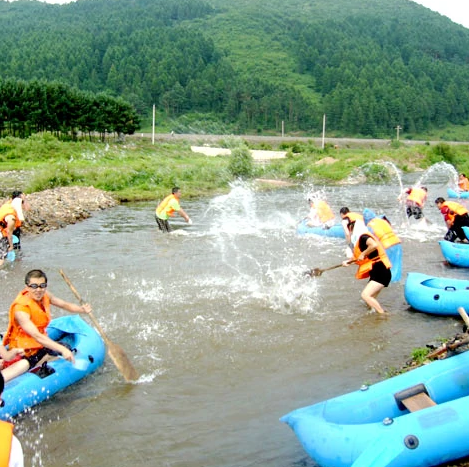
[363,209,402,282]
[339,207,364,251]
[435,197,469,242]
[399,186,428,220]
[342,218,392,315]
[155,187,192,233]
[9,191,30,250]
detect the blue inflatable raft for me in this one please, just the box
[447,187,469,199]
[404,272,469,316]
[296,219,345,238]
[439,240,469,268]
[281,348,469,467]
[0,315,105,420]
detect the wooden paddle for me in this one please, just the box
[426,336,469,359]
[59,269,139,382]
[306,260,355,277]
[458,307,469,329]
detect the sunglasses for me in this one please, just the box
[27,283,48,289]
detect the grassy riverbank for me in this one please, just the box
[1,134,468,201]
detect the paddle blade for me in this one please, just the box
[309,268,323,277]
[73,358,91,372]
[6,251,15,262]
[107,342,139,382]
[59,269,139,383]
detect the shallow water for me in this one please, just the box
[0,168,467,467]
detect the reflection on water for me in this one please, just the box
[0,170,464,467]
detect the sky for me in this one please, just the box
[28,0,469,30]
[410,0,469,29]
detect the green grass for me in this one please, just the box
[2,134,469,202]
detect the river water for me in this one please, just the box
[0,163,467,467]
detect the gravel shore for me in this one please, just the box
[4,186,118,236]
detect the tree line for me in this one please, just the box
[0,79,140,139]
[2,0,469,137]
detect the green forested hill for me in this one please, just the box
[1,0,469,137]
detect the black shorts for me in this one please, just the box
[406,205,423,220]
[26,348,59,369]
[155,215,171,233]
[369,262,392,287]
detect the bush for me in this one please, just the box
[228,146,254,178]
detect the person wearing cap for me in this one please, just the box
[0,373,24,466]
[2,269,92,382]
[155,187,192,233]
[435,197,469,242]
[342,219,392,315]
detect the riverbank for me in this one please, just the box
[12,186,117,235]
[2,133,467,202]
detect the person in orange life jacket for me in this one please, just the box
[458,173,469,192]
[0,200,21,267]
[339,207,364,250]
[363,208,402,282]
[434,197,469,243]
[0,373,24,467]
[399,186,427,220]
[9,191,30,251]
[155,187,191,233]
[305,197,335,229]
[342,218,392,315]
[2,269,92,383]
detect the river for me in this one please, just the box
[0,163,466,467]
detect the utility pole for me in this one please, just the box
[322,114,326,149]
[281,120,284,137]
[395,125,402,141]
[152,104,156,145]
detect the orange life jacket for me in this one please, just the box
[353,233,391,280]
[3,290,51,356]
[0,203,20,238]
[313,200,335,224]
[459,178,469,191]
[344,212,364,224]
[407,188,426,207]
[156,194,178,219]
[367,217,401,249]
[442,201,469,226]
[0,421,13,467]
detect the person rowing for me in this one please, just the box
[342,218,392,315]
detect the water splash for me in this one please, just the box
[415,162,458,187]
[205,180,259,236]
[356,160,404,192]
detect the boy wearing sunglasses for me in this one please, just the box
[2,269,91,382]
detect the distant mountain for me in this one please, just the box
[1,0,469,136]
